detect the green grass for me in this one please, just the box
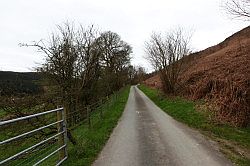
[138,84,250,166]
[0,86,130,166]
[0,109,6,118]
[61,86,130,166]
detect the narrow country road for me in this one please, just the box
[93,86,232,166]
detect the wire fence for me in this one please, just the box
[0,92,119,165]
[66,94,118,129]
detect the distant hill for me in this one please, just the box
[0,71,43,96]
[144,26,250,126]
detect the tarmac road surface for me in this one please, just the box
[93,86,232,166]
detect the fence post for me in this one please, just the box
[106,96,109,108]
[87,106,91,128]
[62,108,67,159]
[57,109,65,161]
[100,99,103,119]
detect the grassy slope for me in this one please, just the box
[61,86,130,166]
[138,84,250,166]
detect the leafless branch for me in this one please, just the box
[222,0,250,21]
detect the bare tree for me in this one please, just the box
[20,23,133,121]
[20,23,101,124]
[129,66,147,84]
[97,31,132,94]
[75,25,102,104]
[145,28,191,93]
[17,22,133,144]
[222,0,250,20]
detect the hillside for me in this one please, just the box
[144,26,250,126]
[0,71,43,96]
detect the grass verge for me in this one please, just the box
[138,84,250,166]
[0,86,130,166]
[61,86,130,166]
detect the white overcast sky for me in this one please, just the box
[0,0,248,72]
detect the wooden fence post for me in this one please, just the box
[57,109,65,160]
[106,96,109,108]
[100,99,103,119]
[87,106,91,128]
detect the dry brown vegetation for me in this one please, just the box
[144,26,250,127]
